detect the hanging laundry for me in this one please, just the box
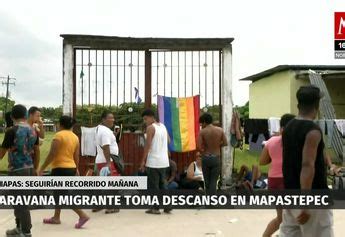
[81,126,97,156]
[249,133,266,152]
[317,120,326,134]
[334,120,345,137]
[244,119,269,144]
[268,117,280,136]
[230,110,243,148]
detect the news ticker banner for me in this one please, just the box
[1,189,345,209]
[1,176,345,209]
[0,176,147,190]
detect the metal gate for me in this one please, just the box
[74,49,221,111]
[61,35,234,184]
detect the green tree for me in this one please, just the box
[235,101,249,120]
[74,103,154,132]
[0,97,15,127]
[0,97,15,113]
[201,105,220,123]
[40,106,63,122]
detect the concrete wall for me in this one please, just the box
[62,42,74,116]
[221,45,234,186]
[325,78,345,119]
[249,70,294,118]
[249,70,345,119]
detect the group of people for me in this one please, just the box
[0,103,227,236]
[138,109,228,214]
[0,85,335,237]
[236,85,335,237]
[1,106,43,237]
[0,105,93,237]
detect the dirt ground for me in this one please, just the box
[1,209,344,237]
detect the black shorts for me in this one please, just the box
[51,168,76,205]
[51,168,76,176]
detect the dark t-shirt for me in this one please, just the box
[282,119,327,189]
[2,123,39,171]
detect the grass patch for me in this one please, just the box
[233,145,269,175]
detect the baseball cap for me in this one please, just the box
[296,85,323,105]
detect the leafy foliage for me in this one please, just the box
[72,103,156,132]
[0,97,15,126]
[40,106,63,122]
[201,104,220,123]
[235,101,249,120]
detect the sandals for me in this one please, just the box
[43,217,61,225]
[75,217,90,229]
[43,216,89,229]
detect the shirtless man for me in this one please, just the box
[197,113,227,195]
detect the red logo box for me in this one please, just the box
[335,12,345,39]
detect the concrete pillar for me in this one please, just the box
[62,42,74,116]
[221,45,234,187]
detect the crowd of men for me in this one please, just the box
[0,85,334,237]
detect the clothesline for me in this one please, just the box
[244,118,345,153]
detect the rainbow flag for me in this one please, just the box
[158,95,200,152]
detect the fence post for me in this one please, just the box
[145,50,152,108]
[62,41,74,116]
[221,45,233,187]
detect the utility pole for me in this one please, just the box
[0,75,16,114]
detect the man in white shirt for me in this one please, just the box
[139,108,170,214]
[95,110,120,214]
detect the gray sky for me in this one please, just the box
[0,0,344,108]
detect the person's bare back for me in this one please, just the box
[198,125,227,156]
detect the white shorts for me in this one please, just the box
[279,209,333,237]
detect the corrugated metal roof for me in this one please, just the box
[240,65,345,82]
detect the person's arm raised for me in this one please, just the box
[37,118,45,139]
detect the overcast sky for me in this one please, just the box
[0,0,344,108]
